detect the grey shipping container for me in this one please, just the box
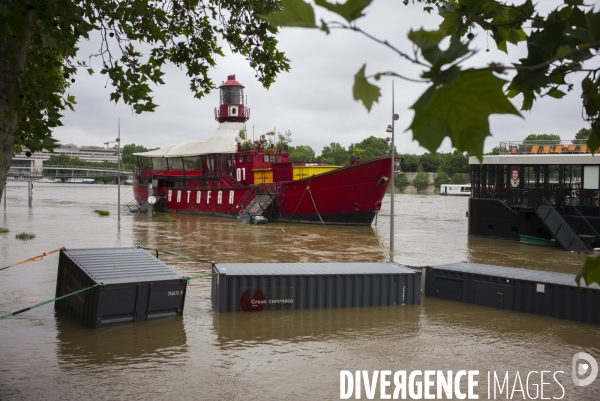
[211,262,420,313]
[425,262,600,325]
[55,247,187,328]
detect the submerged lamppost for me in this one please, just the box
[104,118,121,221]
[386,81,399,252]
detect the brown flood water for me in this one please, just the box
[1,182,598,400]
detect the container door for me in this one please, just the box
[434,277,464,302]
[472,281,513,310]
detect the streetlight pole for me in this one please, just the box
[117,118,121,222]
[386,81,399,252]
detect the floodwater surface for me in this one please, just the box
[0,182,598,400]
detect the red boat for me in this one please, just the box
[132,75,400,225]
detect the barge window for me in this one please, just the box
[276,155,281,162]
[548,165,559,187]
[264,155,269,162]
[471,164,481,197]
[583,166,599,190]
[170,157,184,171]
[239,156,244,163]
[247,155,252,162]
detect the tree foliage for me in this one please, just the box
[439,150,469,177]
[1,0,290,201]
[523,134,561,143]
[318,142,348,165]
[121,144,149,166]
[289,144,316,162]
[574,127,591,144]
[450,172,467,184]
[412,165,430,191]
[395,173,408,191]
[433,167,449,188]
[263,0,600,160]
[349,135,390,161]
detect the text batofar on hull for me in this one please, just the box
[132,75,401,225]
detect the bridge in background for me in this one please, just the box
[8,165,133,180]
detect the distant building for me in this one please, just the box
[10,143,121,176]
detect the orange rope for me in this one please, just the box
[0,247,65,272]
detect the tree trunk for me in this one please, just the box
[0,5,34,203]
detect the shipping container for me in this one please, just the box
[55,247,187,328]
[212,262,420,313]
[425,262,600,325]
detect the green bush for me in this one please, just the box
[0,227,9,234]
[15,232,36,240]
[93,209,110,216]
[154,214,178,223]
[395,174,408,191]
[412,168,430,192]
[434,167,450,188]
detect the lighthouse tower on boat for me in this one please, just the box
[215,75,250,123]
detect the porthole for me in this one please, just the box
[487,224,494,231]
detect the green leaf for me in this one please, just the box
[352,64,380,112]
[408,70,522,159]
[314,0,372,23]
[576,254,600,287]
[260,0,317,28]
[87,68,94,75]
[546,89,566,99]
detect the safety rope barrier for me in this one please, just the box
[307,187,327,228]
[0,247,65,272]
[1,247,218,322]
[184,273,217,284]
[283,175,315,231]
[0,283,101,321]
[138,246,214,264]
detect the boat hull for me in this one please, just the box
[133,157,394,226]
[468,198,600,242]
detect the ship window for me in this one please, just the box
[239,156,244,163]
[247,155,252,162]
[276,155,281,162]
[183,156,202,171]
[264,155,269,162]
[170,157,183,171]
[153,158,168,171]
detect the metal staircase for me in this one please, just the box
[534,197,590,252]
[236,194,276,224]
[124,197,147,213]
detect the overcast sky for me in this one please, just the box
[52,0,595,155]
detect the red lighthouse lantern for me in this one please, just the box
[214,75,250,123]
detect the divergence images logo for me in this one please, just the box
[572,352,598,387]
[240,289,267,312]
